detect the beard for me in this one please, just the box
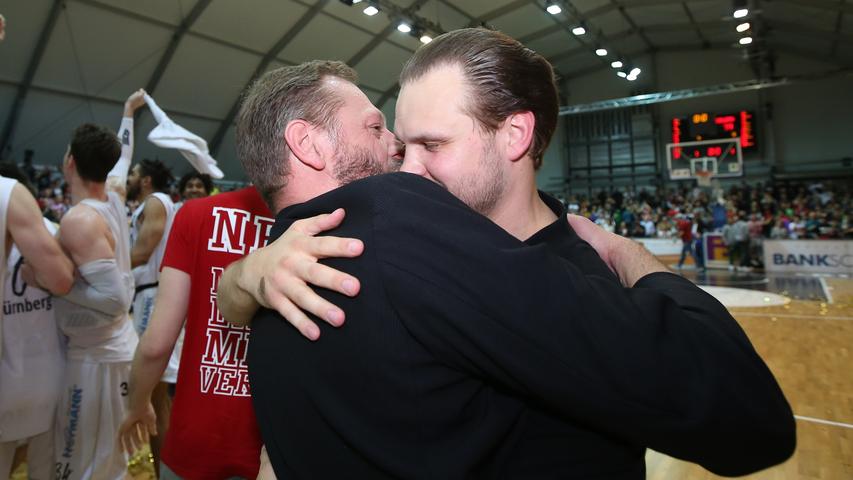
[332,142,390,186]
[454,137,505,217]
[126,181,141,202]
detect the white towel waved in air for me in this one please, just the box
[143,94,224,179]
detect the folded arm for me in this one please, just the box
[58,205,130,315]
[9,183,73,294]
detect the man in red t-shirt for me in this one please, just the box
[118,187,274,479]
[676,215,702,271]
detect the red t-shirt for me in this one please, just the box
[160,187,274,479]
[677,219,693,242]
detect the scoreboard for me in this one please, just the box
[670,110,756,159]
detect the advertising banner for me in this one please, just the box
[633,238,682,256]
[703,233,730,269]
[763,240,853,274]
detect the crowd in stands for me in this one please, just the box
[563,180,852,241]
[14,158,853,243]
[15,156,232,222]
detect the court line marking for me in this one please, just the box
[818,277,834,304]
[795,415,853,430]
[732,312,853,321]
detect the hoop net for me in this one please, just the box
[696,170,713,187]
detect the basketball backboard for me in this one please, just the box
[666,138,743,181]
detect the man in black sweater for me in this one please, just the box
[218,30,794,478]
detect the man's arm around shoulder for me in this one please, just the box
[9,183,73,294]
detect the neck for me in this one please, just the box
[272,161,342,213]
[70,176,107,205]
[487,162,557,240]
[139,186,155,201]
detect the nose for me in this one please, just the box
[400,154,428,177]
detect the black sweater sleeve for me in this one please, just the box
[363,174,794,476]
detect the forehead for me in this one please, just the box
[395,64,469,137]
[326,77,382,121]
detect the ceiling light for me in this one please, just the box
[617,71,627,78]
[363,5,379,16]
[736,22,750,32]
[595,48,607,56]
[397,22,411,33]
[629,67,641,76]
[547,4,562,15]
[572,26,586,35]
[611,60,623,68]
[627,74,637,81]
[420,35,432,44]
[733,8,748,18]
[739,36,753,45]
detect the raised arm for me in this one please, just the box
[9,183,73,294]
[107,88,146,201]
[118,267,190,454]
[218,208,362,339]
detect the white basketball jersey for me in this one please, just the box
[130,191,176,287]
[54,191,137,363]
[0,176,16,360]
[0,219,63,442]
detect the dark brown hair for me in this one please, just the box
[400,28,558,169]
[236,61,358,208]
[138,158,173,192]
[178,171,213,196]
[69,123,121,182]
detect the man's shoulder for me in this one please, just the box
[286,173,460,220]
[60,205,108,249]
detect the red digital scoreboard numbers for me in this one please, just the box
[671,110,756,159]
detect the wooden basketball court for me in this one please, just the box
[644,267,853,479]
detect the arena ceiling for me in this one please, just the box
[0,0,850,179]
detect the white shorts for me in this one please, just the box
[132,287,156,336]
[0,429,53,480]
[133,287,181,383]
[54,360,130,480]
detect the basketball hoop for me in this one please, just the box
[696,170,713,187]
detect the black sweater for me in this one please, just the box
[248,173,794,479]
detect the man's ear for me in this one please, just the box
[284,119,325,170]
[504,111,535,162]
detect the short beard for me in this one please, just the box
[126,182,141,202]
[457,137,504,217]
[333,142,388,186]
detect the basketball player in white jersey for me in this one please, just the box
[125,158,175,335]
[52,122,137,480]
[0,165,73,480]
